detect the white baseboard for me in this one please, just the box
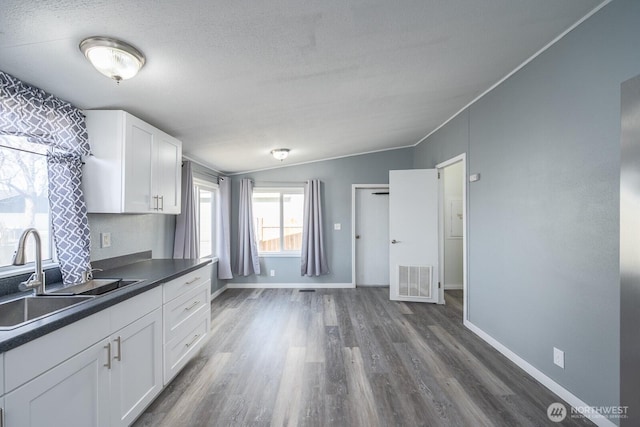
[444,283,463,290]
[464,320,616,427]
[210,284,228,300]
[226,282,355,289]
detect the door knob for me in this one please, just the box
[355,235,360,239]
[391,239,399,244]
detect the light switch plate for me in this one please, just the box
[334,223,341,230]
[553,347,565,369]
[100,232,111,248]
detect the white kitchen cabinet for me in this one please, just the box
[3,289,162,427]
[110,307,162,427]
[154,133,181,213]
[1,266,209,426]
[162,264,211,384]
[82,110,182,214]
[0,353,4,396]
[4,338,111,427]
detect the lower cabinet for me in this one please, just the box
[4,338,111,427]
[3,290,163,427]
[1,265,210,426]
[110,307,163,427]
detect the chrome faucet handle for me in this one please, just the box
[82,268,104,282]
[18,272,43,292]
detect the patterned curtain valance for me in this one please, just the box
[0,70,89,156]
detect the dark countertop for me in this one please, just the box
[0,258,212,354]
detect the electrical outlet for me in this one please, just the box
[334,223,341,230]
[270,269,275,277]
[553,347,565,369]
[100,232,111,248]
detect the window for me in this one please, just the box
[0,136,53,269]
[194,179,217,258]
[252,188,304,255]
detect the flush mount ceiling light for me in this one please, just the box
[80,36,146,82]
[271,148,290,161]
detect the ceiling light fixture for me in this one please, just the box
[271,148,290,161]
[80,36,146,83]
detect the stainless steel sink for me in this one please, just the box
[0,296,94,330]
[50,278,143,296]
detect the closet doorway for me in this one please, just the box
[352,185,390,287]
[437,154,467,320]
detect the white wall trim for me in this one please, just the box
[181,154,225,175]
[351,184,390,288]
[226,282,355,289]
[464,320,616,427]
[210,284,228,300]
[444,284,463,290]
[412,0,613,148]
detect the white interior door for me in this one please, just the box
[389,169,439,303]
[355,187,389,286]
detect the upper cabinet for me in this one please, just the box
[82,110,182,214]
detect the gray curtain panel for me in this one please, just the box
[47,154,92,284]
[1,70,92,285]
[173,161,199,259]
[216,177,233,279]
[234,178,260,276]
[301,179,329,276]
[0,71,89,155]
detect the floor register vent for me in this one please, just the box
[398,265,432,298]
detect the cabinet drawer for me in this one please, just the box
[111,286,162,332]
[163,315,208,385]
[163,282,209,343]
[163,265,211,303]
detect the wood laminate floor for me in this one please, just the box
[134,288,594,427]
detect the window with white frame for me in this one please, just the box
[0,136,54,269]
[194,178,218,258]
[252,187,304,255]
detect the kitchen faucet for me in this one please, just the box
[12,228,46,295]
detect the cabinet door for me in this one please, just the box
[110,307,163,427]
[155,135,182,214]
[124,116,155,213]
[4,338,111,427]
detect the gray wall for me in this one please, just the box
[413,0,640,415]
[227,149,414,284]
[88,213,175,261]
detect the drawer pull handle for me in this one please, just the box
[114,336,122,362]
[184,300,200,311]
[185,334,200,348]
[185,277,201,285]
[104,342,112,369]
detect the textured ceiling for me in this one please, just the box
[0,0,603,173]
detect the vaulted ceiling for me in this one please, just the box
[0,0,604,173]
